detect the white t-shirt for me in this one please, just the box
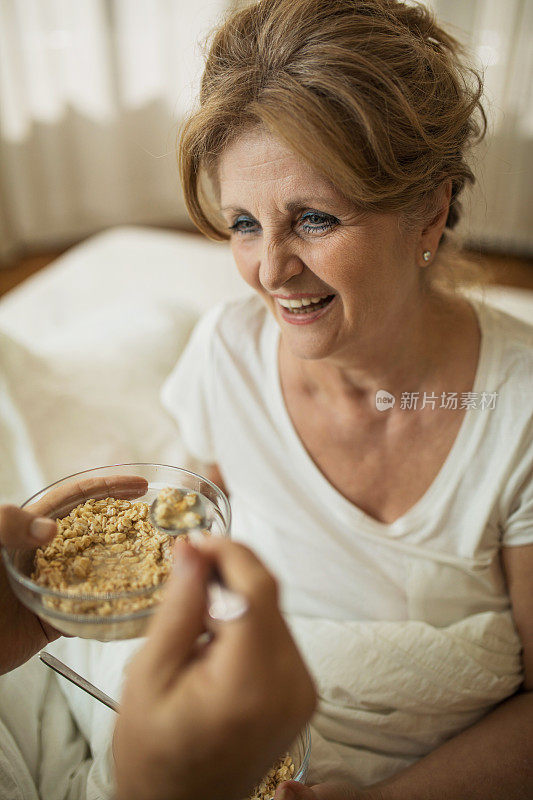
[161,294,531,785]
[161,293,533,628]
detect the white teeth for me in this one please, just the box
[277,295,329,309]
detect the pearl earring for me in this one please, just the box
[422,250,432,262]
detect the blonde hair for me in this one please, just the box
[178,0,487,286]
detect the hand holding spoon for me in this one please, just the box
[149,487,248,623]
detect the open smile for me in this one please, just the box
[275,294,336,325]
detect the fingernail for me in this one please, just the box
[187,528,208,547]
[30,517,56,542]
[172,540,196,575]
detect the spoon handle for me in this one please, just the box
[187,528,249,622]
[39,652,119,713]
[207,581,249,622]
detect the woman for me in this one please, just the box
[161,0,533,797]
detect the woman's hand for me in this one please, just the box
[0,475,148,675]
[114,537,317,800]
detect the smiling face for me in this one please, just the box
[217,127,425,365]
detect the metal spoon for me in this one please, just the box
[40,652,119,712]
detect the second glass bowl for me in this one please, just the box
[245,725,311,799]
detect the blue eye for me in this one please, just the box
[228,212,337,236]
[229,217,257,235]
[301,212,336,233]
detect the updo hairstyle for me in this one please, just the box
[178,0,487,285]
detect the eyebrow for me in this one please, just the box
[220,197,339,214]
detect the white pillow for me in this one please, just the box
[0,299,197,505]
[0,226,248,353]
[0,225,250,504]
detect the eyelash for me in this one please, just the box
[228,212,337,236]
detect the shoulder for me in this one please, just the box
[479,300,533,451]
[175,294,262,353]
[169,294,275,391]
[211,294,270,342]
[477,304,533,540]
[202,294,274,363]
[474,298,533,391]
[477,296,533,356]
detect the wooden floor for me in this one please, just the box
[1,243,532,299]
[466,250,533,291]
[0,253,63,298]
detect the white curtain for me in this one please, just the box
[0,0,231,262]
[0,0,531,264]
[426,0,533,255]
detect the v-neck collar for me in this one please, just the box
[267,296,500,536]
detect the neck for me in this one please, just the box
[286,289,474,406]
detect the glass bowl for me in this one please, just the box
[245,725,311,799]
[2,463,231,641]
[289,724,311,784]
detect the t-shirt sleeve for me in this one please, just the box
[502,482,533,547]
[501,455,533,547]
[160,306,223,464]
[498,352,533,547]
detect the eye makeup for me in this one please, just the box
[228,210,339,236]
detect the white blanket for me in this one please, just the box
[0,655,114,800]
[8,606,521,797]
[287,610,523,786]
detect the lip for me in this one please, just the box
[276,294,337,326]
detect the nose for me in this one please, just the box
[258,234,304,293]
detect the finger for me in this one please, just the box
[194,536,279,609]
[190,537,285,666]
[28,475,149,517]
[275,781,317,799]
[135,539,210,683]
[0,505,57,548]
[298,783,358,799]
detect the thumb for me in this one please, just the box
[0,504,57,548]
[139,539,210,679]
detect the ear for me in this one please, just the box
[419,179,452,267]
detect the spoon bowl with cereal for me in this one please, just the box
[149,486,210,534]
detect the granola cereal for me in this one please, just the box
[31,497,181,617]
[153,486,202,530]
[248,753,295,800]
